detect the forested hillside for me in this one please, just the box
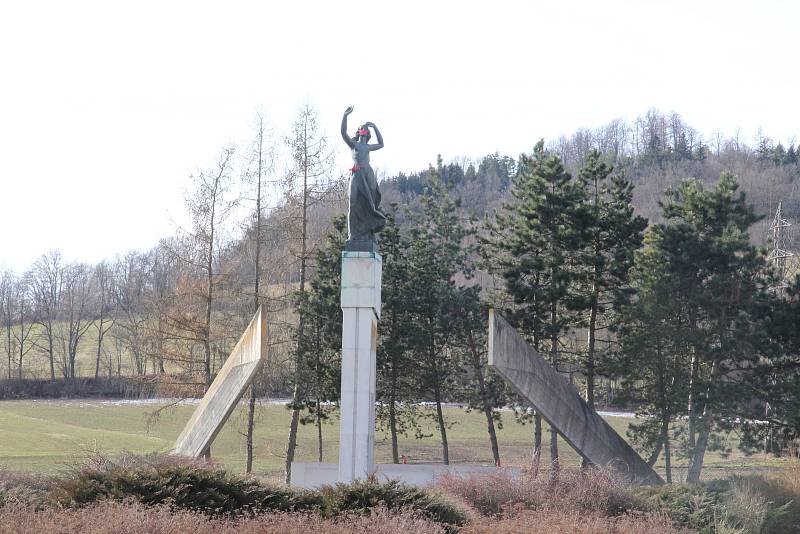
[382,109,799,252]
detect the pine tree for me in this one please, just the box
[575,150,646,411]
[653,173,772,482]
[405,168,468,465]
[616,228,686,483]
[453,285,508,466]
[292,216,346,462]
[376,209,427,463]
[786,144,798,165]
[483,140,586,470]
[773,143,787,166]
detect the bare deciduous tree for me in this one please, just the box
[283,103,335,484]
[30,251,63,381]
[93,262,116,379]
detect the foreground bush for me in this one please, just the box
[318,477,469,528]
[635,474,795,533]
[6,454,799,532]
[0,501,446,534]
[0,469,53,509]
[49,454,467,529]
[437,467,640,518]
[53,454,319,515]
[463,509,686,534]
[439,465,800,533]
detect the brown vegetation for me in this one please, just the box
[437,466,638,518]
[0,502,446,534]
[463,510,686,534]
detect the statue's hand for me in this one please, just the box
[344,106,354,115]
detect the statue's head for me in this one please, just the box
[353,124,371,143]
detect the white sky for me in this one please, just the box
[1,0,798,272]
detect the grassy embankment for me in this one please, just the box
[0,400,787,480]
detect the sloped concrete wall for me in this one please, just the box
[488,310,663,485]
[173,307,267,458]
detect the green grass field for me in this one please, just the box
[0,399,786,481]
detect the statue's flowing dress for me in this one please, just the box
[348,158,385,239]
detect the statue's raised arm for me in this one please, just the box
[365,122,384,151]
[341,106,355,149]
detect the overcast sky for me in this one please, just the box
[1,0,798,272]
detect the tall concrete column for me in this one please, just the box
[338,251,381,482]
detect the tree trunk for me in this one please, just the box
[533,410,542,476]
[285,401,301,483]
[686,312,699,451]
[48,332,55,382]
[17,332,23,379]
[664,427,672,483]
[284,129,310,484]
[586,287,598,410]
[466,327,500,465]
[647,436,663,467]
[582,295,597,472]
[686,359,721,482]
[6,316,12,381]
[157,316,165,374]
[316,397,323,462]
[549,423,559,473]
[389,389,399,464]
[246,118,264,473]
[246,385,256,473]
[549,301,559,470]
[647,342,669,471]
[434,386,449,465]
[585,173,600,413]
[94,316,104,379]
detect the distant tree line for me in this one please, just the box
[1,108,798,485]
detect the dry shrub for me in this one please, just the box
[53,452,319,515]
[437,467,640,518]
[719,479,774,533]
[74,449,214,472]
[462,509,687,534]
[0,468,53,509]
[49,453,466,529]
[726,462,800,533]
[0,501,446,534]
[317,477,468,528]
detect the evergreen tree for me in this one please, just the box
[292,215,346,462]
[786,144,797,165]
[756,135,775,162]
[405,168,468,465]
[453,285,508,466]
[736,274,800,455]
[652,173,772,482]
[773,143,787,166]
[483,140,586,470]
[376,209,427,463]
[574,150,646,410]
[616,228,686,483]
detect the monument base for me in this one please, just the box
[339,251,381,482]
[344,238,379,253]
[291,462,517,489]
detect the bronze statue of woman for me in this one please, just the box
[341,106,386,251]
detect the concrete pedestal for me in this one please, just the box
[292,462,518,489]
[338,251,381,482]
